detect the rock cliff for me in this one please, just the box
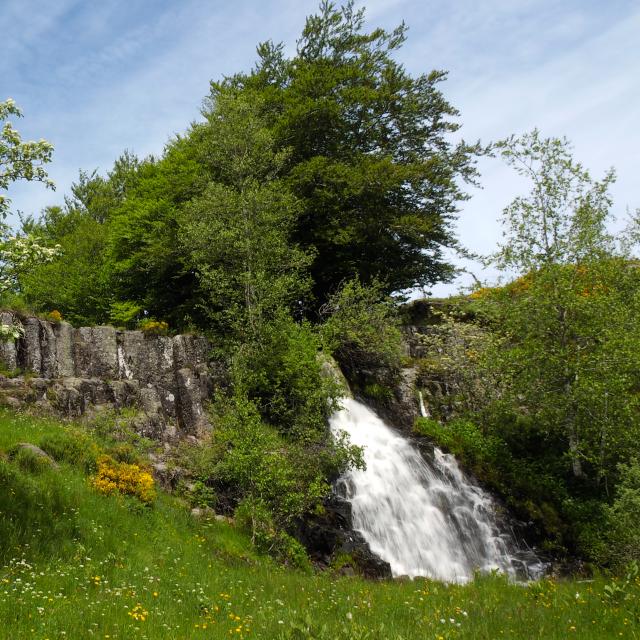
[0,313,217,439]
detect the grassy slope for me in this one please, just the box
[0,409,638,640]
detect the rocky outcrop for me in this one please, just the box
[298,495,392,579]
[0,313,219,439]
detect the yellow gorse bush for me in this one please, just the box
[47,309,63,323]
[91,454,156,504]
[138,319,169,336]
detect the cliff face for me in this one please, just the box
[0,312,218,440]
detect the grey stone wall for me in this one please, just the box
[0,313,217,439]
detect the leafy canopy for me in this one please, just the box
[478,130,640,490]
[208,1,481,310]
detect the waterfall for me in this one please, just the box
[330,397,544,582]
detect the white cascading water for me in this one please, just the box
[330,396,543,582]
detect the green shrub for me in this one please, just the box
[603,460,640,567]
[109,300,143,329]
[235,496,311,571]
[211,395,331,526]
[106,442,142,465]
[187,479,217,509]
[321,278,403,378]
[234,314,340,438]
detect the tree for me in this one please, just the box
[104,141,206,328]
[207,1,481,311]
[180,90,311,342]
[18,152,144,324]
[0,99,59,298]
[0,98,54,218]
[478,130,640,487]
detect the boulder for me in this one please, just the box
[12,442,59,469]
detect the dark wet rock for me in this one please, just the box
[355,365,420,433]
[299,495,392,579]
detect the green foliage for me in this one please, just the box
[19,174,129,325]
[234,314,340,438]
[603,461,640,567]
[0,98,54,218]
[477,132,640,486]
[414,132,640,560]
[211,2,480,309]
[105,141,207,328]
[180,91,311,340]
[235,496,312,571]
[38,428,100,474]
[174,315,362,563]
[13,4,479,326]
[207,394,335,527]
[109,299,143,328]
[321,278,403,377]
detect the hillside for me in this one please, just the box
[1,409,638,639]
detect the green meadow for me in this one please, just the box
[1,409,638,640]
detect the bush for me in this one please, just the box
[110,300,143,329]
[138,319,169,335]
[603,460,640,567]
[321,278,403,378]
[91,454,156,504]
[210,395,331,526]
[234,314,340,438]
[235,496,311,571]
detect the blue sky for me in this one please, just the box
[2,0,639,294]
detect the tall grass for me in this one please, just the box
[0,409,638,638]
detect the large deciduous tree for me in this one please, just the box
[207,1,481,311]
